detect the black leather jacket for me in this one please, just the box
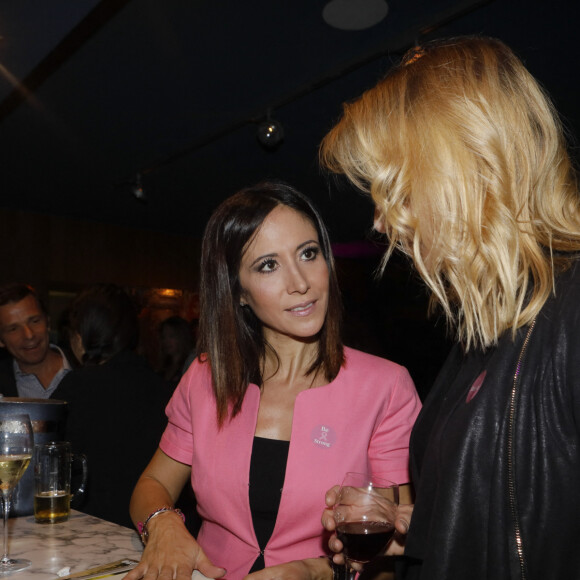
[403,260,580,579]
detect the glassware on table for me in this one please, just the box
[0,414,34,573]
[333,472,399,580]
[33,441,88,524]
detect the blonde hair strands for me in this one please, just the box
[321,36,580,350]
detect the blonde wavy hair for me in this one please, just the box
[320,36,580,350]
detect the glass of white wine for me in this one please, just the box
[0,414,33,573]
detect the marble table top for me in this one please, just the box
[1,510,143,579]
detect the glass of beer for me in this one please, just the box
[33,441,87,524]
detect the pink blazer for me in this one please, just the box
[160,347,421,578]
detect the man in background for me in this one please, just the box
[0,283,71,397]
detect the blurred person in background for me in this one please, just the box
[52,283,170,528]
[0,282,71,397]
[156,315,196,390]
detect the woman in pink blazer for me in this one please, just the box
[127,181,421,580]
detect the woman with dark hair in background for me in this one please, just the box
[127,182,421,579]
[156,315,196,390]
[52,283,170,528]
[320,36,580,578]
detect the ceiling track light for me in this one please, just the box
[256,109,284,150]
[114,172,148,203]
[131,172,146,203]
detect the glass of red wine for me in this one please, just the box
[333,472,399,579]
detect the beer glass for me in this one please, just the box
[33,441,87,524]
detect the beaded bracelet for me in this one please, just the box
[137,507,185,545]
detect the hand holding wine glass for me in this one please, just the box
[333,472,398,579]
[0,414,34,573]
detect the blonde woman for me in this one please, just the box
[320,36,580,579]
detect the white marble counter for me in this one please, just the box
[2,510,143,579]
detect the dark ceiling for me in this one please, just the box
[0,0,579,243]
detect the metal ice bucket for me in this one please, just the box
[0,398,67,516]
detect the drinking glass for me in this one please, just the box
[0,415,34,573]
[333,472,399,580]
[34,441,88,524]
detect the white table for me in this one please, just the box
[2,510,143,579]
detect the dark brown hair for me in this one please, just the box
[198,181,344,424]
[69,283,139,365]
[0,283,46,315]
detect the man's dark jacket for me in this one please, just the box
[0,356,18,397]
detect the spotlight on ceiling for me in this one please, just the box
[131,173,146,202]
[256,112,284,150]
[323,0,388,31]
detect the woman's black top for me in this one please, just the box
[248,436,290,573]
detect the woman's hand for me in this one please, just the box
[244,557,332,580]
[126,449,226,580]
[322,485,414,562]
[124,512,226,580]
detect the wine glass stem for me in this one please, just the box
[1,490,12,564]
